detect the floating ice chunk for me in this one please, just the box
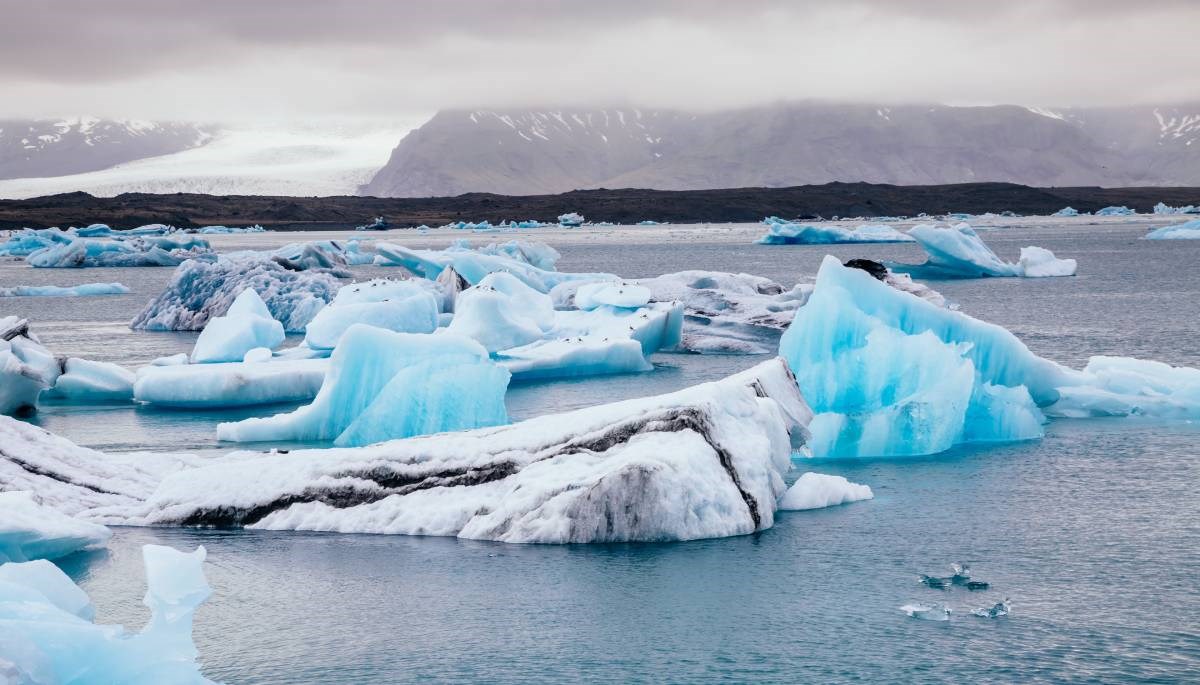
[0,558,95,619]
[0,318,60,416]
[132,256,339,332]
[1052,206,1080,217]
[558,212,585,226]
[264,240,357,273]
[304,279,440,351]
[1095,206,1136,216]
[918,574,952,589]
[27,237,213,268]
[901,603,952,621]
[0,544,217,684]
[890,223,1074,279]
[477,240,561,270]
[637,220,662,225]
[45,358,135,402]
[950,562,971,583]
[778,472,873,510]
[1048,356,1200,419]
[0,491,111,563]
[0,227,73,256]
[198,224,265,234]
[575,281,653,309]
[780,257,1052,457]
[375,240,612,293]
[447,273,555,353]
[0,282,129,297]
[242,347,273,364]
[74,223,113,237]
[355,216,389,231]
[1144,219,1200,240]
[134,358,328,408]
[110,359,809,543]
[971,599,1011,618]
[189,288,285,363]
[127,223,173,235]
[1152,202,1199,215]
[217,326,509,445]
[758,222,915,245]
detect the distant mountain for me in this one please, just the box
[0,124,410,199]
[0,118,212,181]
[360,103,1200,197]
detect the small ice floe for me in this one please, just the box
[966,581,990,591]
[971,599,1011,618]
[951,562,971,584]
[901,603,952,621]
[919,574,952,589]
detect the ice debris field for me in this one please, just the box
[1,210,1199,681]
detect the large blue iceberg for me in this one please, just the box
[0,544,218,683]
[780,257,1199,457]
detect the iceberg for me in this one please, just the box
[1052,207,1080,217]
[375,240,614,293]
[0,227,74,256]
[304,279,440,351]
[190,288,285,363]
[889,223,1076,279]
[900,603,952,621]
[1095,206,1136,216]
[131,256,340,332]
[134,358,328,408]
[28,358,808,543]
[0,544,217,684]
[637,220,662,225]
[355,216,389,231]
[477,240,561,271]
[0,318,60,416]
[263,240,361,274]
[971,599,1011,618]
[1144,219,1200,240]
[44,358,135,402]
[447,272,555,353]
[1152,202,1199,215]
[74,223,113,237]
[0,282,129,297]
[778,472,874,510]
[217,325,510,446]
[27,236,214,268]
[198,224,265,234]
[574,281,653,310]
[0,491,111,563]
[757,221,915,245]
[780,257,1200,458]
[558,212,585,227]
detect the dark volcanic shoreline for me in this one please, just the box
[2,182,1198,230]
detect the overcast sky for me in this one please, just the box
[2,0,1197,124]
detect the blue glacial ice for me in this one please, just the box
[0,544,217,684]
[558,212,585,227]
[0,318,61,416]
[131,255,340,332]
[0,228,74,256]
[888,223,1076,279]
[74,223,113,237]
[780,256,1200,458]
[304,279,440,351]
[757,219,915,245]
[189,288,285,363]
[1152,202,1199,215]
[900,603,952,621]
[44,358,136,402]
[1052,206,1080,217]
[134,357,328,408]
[0,491,111,563]
[198,224,265,234]
[447,272,555,353]
[778,472,873,510]
[27,236,214,268]
[1095,205,1136,216]
[574,281,653,309]
[971,599,1011,618]
[1144,219,1200,240]
[355,216,389,231]
[217,325,510,446]
[0,282,130,297]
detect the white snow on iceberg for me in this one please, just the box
[190,288,285,363]
[778,473,873,511]
[0,491,111,563]
[0,544,218,684]
[304,278,440,351]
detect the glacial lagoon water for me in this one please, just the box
[4,219,1200,682]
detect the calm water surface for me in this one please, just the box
[4,220,1200,683]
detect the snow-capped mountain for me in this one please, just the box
[361,103,1200,197]
[0,123,414,199]
[0,118,211,181]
